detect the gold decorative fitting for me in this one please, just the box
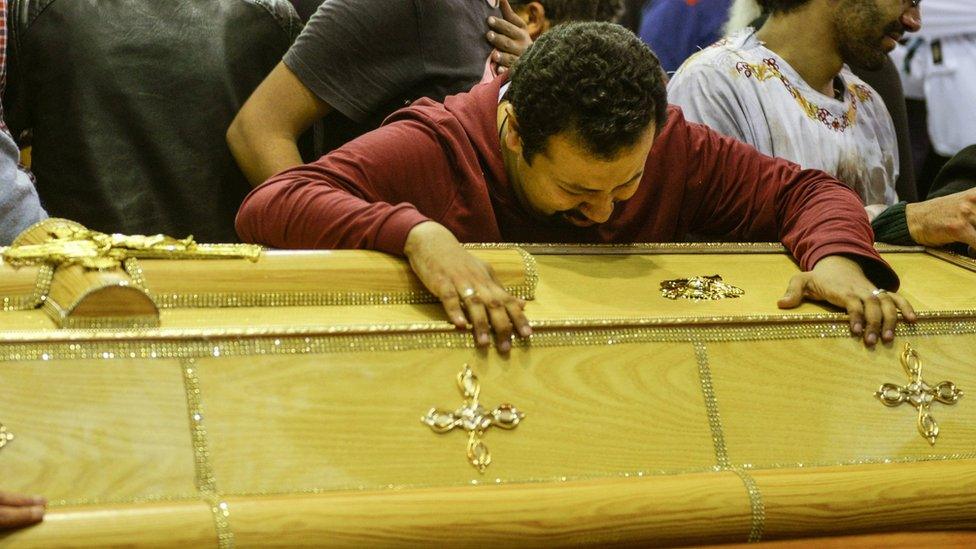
[660,275,744,301]
[1,220,262,270]
[0,423,13,450]
[876,343,964,445]
[422,364,524,473]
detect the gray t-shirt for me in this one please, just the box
[283,0,499,153]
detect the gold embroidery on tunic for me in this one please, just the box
[734,58,872,132]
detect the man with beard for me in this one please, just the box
[237,22,917,352]
[668,0,976,251]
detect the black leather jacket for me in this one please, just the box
[5,0,302,242]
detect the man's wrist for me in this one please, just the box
[904,201,922,244]
[403,221,457,257]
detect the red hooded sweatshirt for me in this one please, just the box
[236,76,898,289]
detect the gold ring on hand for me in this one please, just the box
[460,287,477,299]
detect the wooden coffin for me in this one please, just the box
[1,238,975,547]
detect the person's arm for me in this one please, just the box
[683,122,916,345]
[226,62,331,187]
[228,0,425,187]
[0,492,45,530]
[236,116,448,253]
[236,113,529,351]
[872,145,976,248]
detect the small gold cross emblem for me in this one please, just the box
[422,365,524,473]
[876,343,964,445]
[0,423,13,451]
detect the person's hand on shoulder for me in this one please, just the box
[486,0,532,73]
[906,189,976,250]
[404,221,532,353]
[0,492,45,530]
[777,255,917,346]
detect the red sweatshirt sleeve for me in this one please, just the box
[682,119,900,290]
[235,117,460,255]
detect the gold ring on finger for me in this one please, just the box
[460,287,477,299]
[871,288,888,298]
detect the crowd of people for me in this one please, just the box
[2,0,975,530]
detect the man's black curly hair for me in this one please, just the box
[757,0,813,14]
[507,21,667,163]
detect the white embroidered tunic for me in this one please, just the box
[668,28,899,216]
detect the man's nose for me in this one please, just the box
[901,7,921,33]
[580,197,614,223]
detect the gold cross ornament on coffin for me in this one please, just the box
[421,365,524,473]
[876,343,964,445]
[0,423,13,451]
[1,219,261,270]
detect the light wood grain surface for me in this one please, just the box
[754,459,976,538]
[0,264,42,299]
[1,249,974,331]
[224,473,752,547]
[196,343,716,494]
[138,248,530,299]
[143,251,976,330]
[0,359,197,503]
[707,337,976,465]
[0,500,217,548]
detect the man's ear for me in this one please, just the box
[516,2,550,40]
[503,107,525,156]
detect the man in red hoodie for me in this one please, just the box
[237,22,915,351]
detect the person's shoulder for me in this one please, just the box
[675,29,761,72]
[302,0,416,29]
[840,66,888,109]
[649,105,697,148]
[415,0,496,24]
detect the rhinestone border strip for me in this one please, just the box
[694,341,766,543]
[731,468,766,543]
[0,264,53,312]
[124,257,150,291]
[2,320,976,361]
[505,242,922,255]
[182,359,234,549]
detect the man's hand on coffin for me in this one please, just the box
[486,0,531,74]
[777,255,917,347]
[906,189,976,250]
[0,492,45,530]
[404,222,532,352]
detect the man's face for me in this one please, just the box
[512,126,656,227]
[833,0,922,70]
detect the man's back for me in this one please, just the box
[668,28,900,215]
